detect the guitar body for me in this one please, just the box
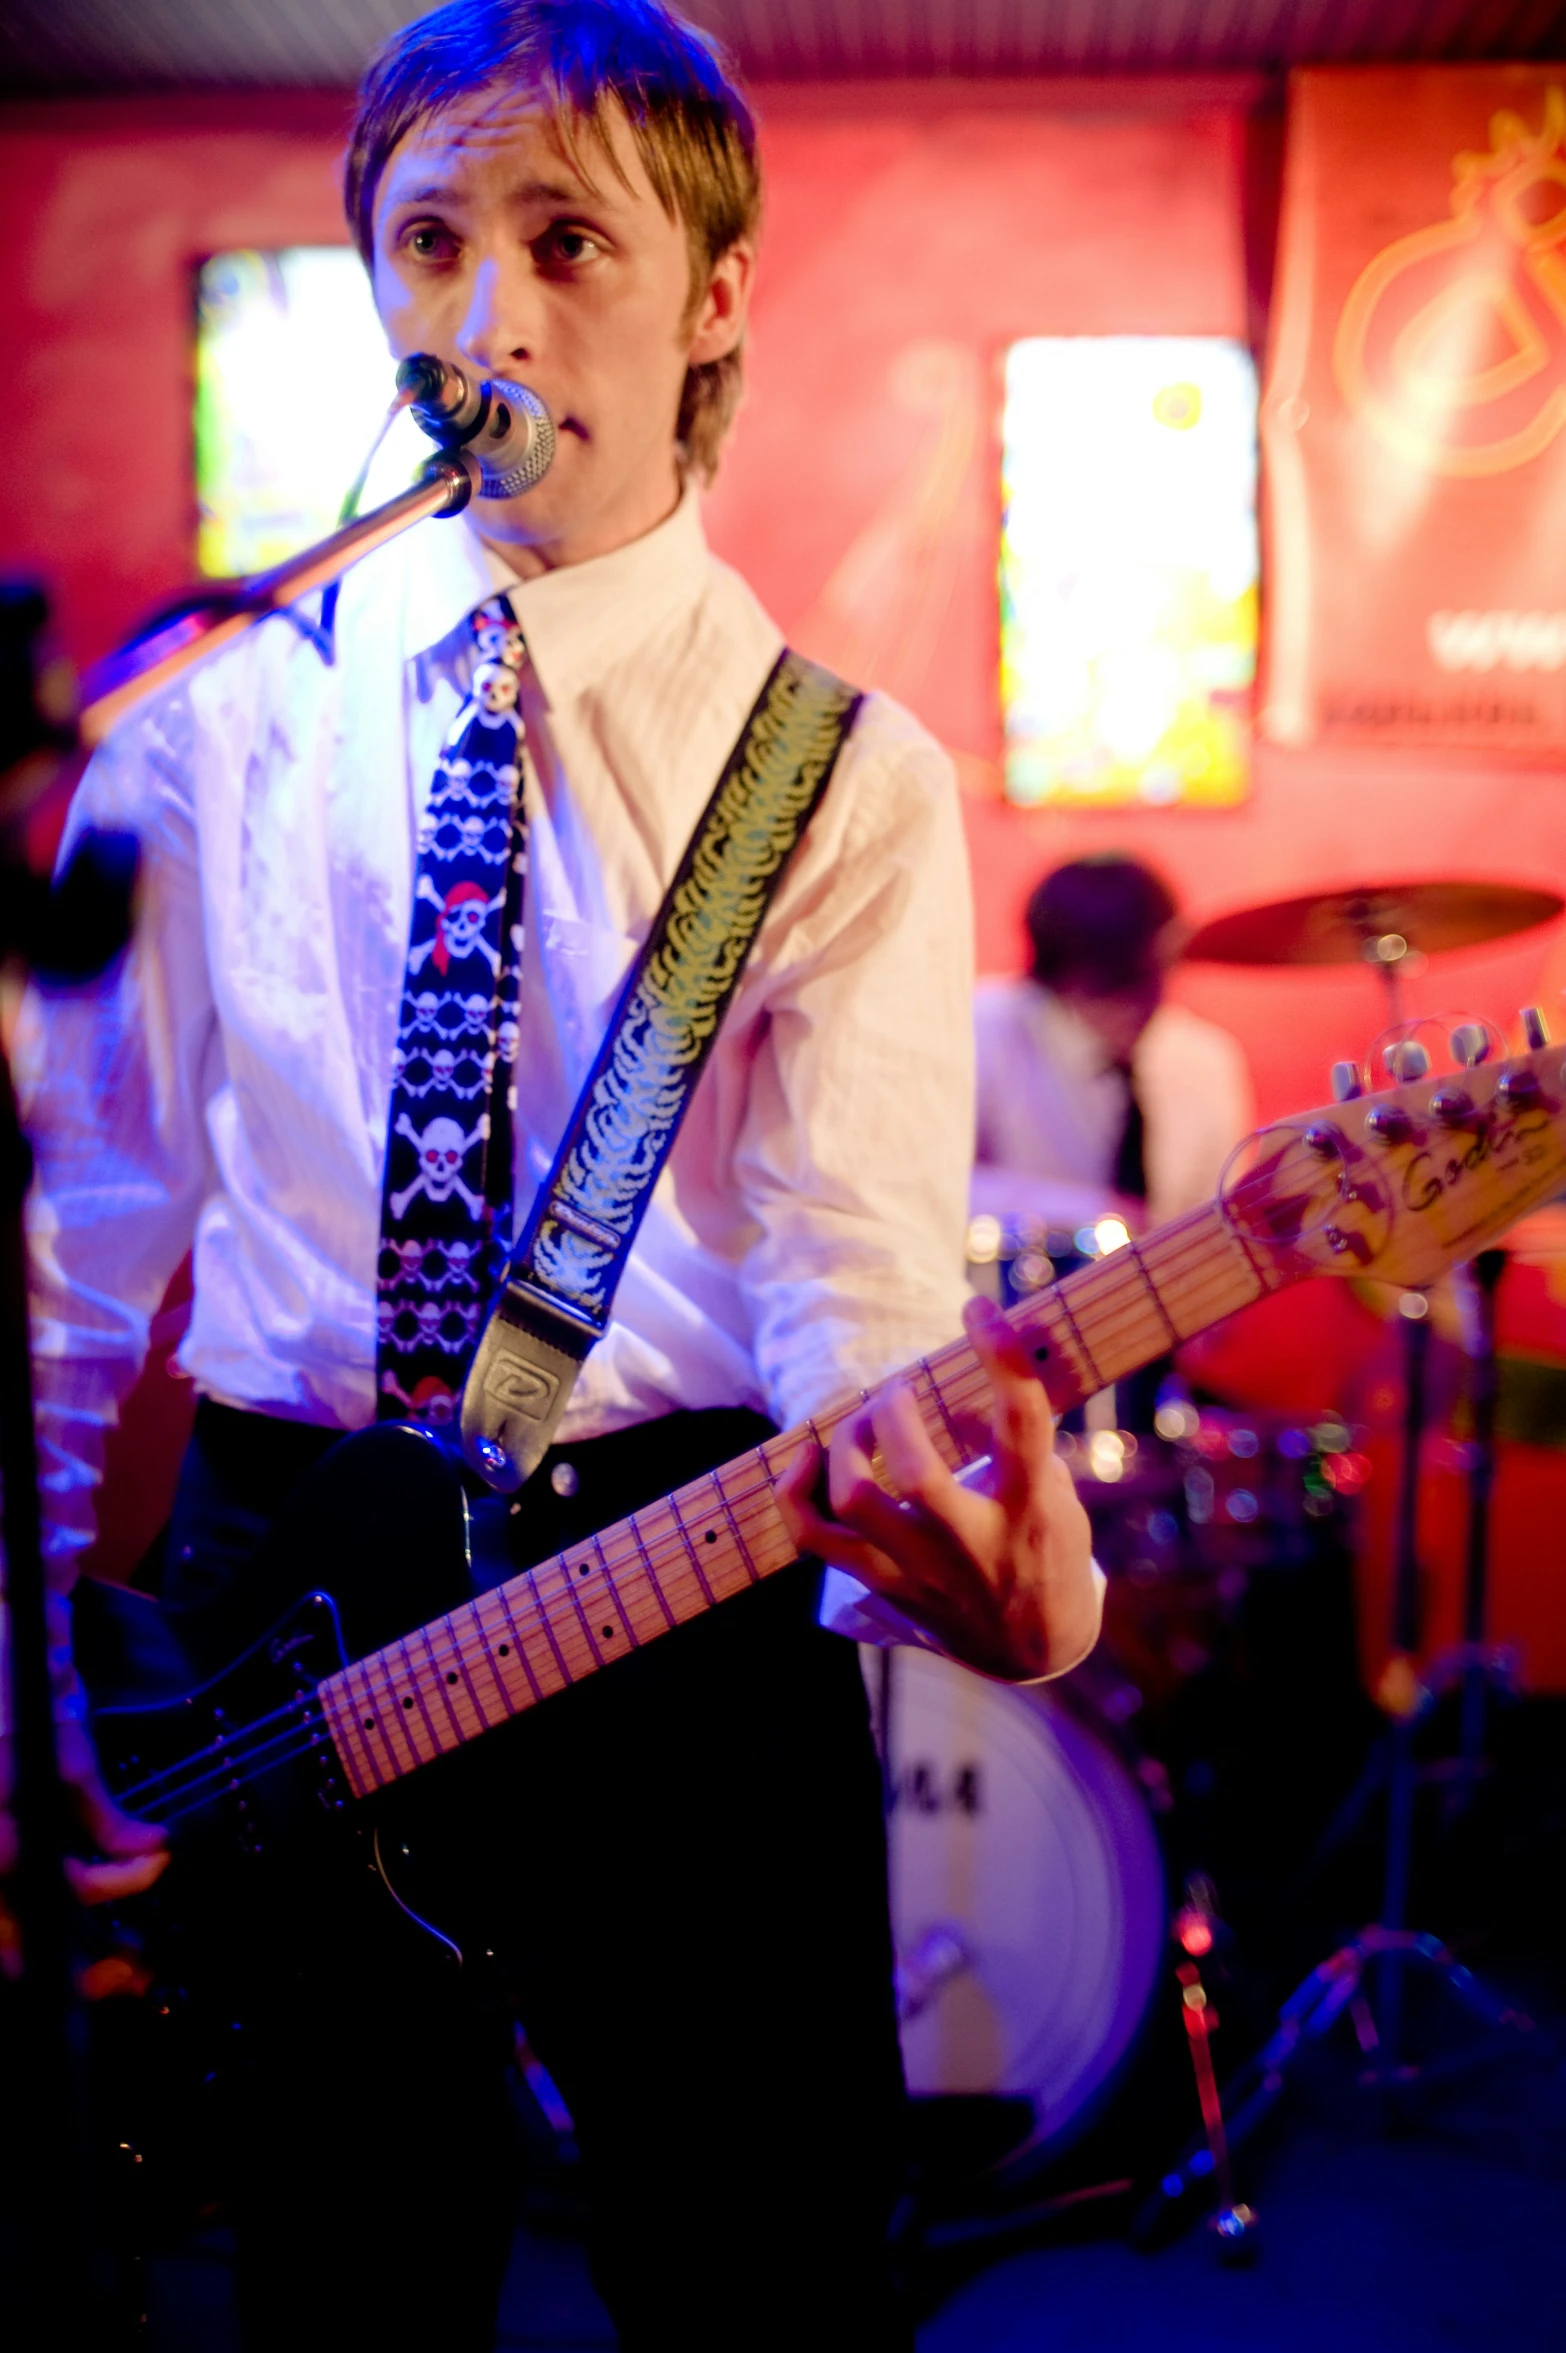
[82,1423,519,1975]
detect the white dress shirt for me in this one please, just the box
[14,486,982,1700]
[972,978,1254,1230]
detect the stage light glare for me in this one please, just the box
[1174,1909,1214,1957]
[1088,1430,1126,1484]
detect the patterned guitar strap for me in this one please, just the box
[378,626,862,1485]
[376,594,528,1430]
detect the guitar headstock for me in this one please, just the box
[1220,1010,1566,1288]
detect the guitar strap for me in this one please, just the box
[459,647,862,1491]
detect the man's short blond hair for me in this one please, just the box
[345,0,761,480]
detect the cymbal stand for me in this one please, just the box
[1431,1248,1520,1815]
[1140,1257,1536,2245]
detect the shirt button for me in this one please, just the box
[550,1462,578,1499]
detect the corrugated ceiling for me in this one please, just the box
[2,0,1563,97]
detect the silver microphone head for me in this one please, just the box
[472,379,556,499]
[400,355,556,499]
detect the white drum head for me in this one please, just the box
[881,1648,1166,2154]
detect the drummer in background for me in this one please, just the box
[973,852,1254,1236]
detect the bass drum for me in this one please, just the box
[877,1647,1166,2162]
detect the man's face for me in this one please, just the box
[371,84,752,571]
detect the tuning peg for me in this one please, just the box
[1521,1006,1550,1050]
[1385,1041,1430,1082]
[1330,1061,1363,1102]
[1450,1023,1490,1068]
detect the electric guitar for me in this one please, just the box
[83,1026,1566,1964]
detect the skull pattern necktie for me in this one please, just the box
[376,594,527,1431]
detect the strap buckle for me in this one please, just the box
[458,1279,602,1493]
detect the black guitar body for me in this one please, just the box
[79,1423,522,1980]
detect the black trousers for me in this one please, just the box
[159,1401,911,2352]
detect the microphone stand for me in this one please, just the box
[78,451,478,746]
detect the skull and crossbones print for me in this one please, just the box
[377,591,527,1428]
[388,1112,489,1220]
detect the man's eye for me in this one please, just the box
[544,226,600,267]
[404,222,456,262]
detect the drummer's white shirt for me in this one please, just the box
[15,484,1087,1704]
[972,978,1255,1230]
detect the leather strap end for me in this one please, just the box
[458,1284,600,1492]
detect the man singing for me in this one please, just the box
[5,4,1099,2344]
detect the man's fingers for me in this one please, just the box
[963,1294,1056,1506]
[775,1425,936,1605]
[869,1382,965,1514]
[58,1721,166,1857]
[963,1291,1039,1386]
[65,1849,170,1907]
[775,1438,884,1581]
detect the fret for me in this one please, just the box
[718,1453,796,1577]
[1088,1252,1174,1371]
[440,1609,497,1732]
[557,1546,613,1667]
[1049,1284,1105,1397]
[709,1460,760,1584]
[390,1637,443,1761]
[345,1661,399,1784]
[462,1594,527,1715]
[668,1488,720,1609]
[487,1583,556,1705]
[917,1356,965,1465]
[412,1624,466,1746]
[627,1510,679,1631]
[510,1569,578,1690]
[319,1677,378,1795]
[370,1646,427,1773]
[591,1529,643,1645]
[1211,1201,1278,1300]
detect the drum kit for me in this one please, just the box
[884,876,1562,2249]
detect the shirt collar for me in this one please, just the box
[400,478,711,706]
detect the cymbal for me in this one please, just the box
[1183,880,1563,968]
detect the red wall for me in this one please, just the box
[5,83,1562,1133]
[6,85,1566,1674]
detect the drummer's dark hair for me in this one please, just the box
[344,0,759,481]
[1025,855,1178,994]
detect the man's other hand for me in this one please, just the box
[0,1722,169,1977]
[776,1294,1100,1683]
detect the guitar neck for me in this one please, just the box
[316,1198,1276,1798]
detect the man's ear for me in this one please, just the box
[687,240,755,367]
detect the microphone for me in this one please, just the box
[396,354,557,499]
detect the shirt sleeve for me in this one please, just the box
[729,702,1104,1685]
[4,685,221,1727]
[732,694,976,1429]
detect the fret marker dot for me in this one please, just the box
[602,1626,615,1641]
[445,1672,458,1685]
[498,1643,510,1656]
[402,1697,414,1711]
[704,1529,717,1544]
[362,1718,375,1732]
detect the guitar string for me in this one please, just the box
[114,1704,333,1819]
[111,1688,335,1809]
